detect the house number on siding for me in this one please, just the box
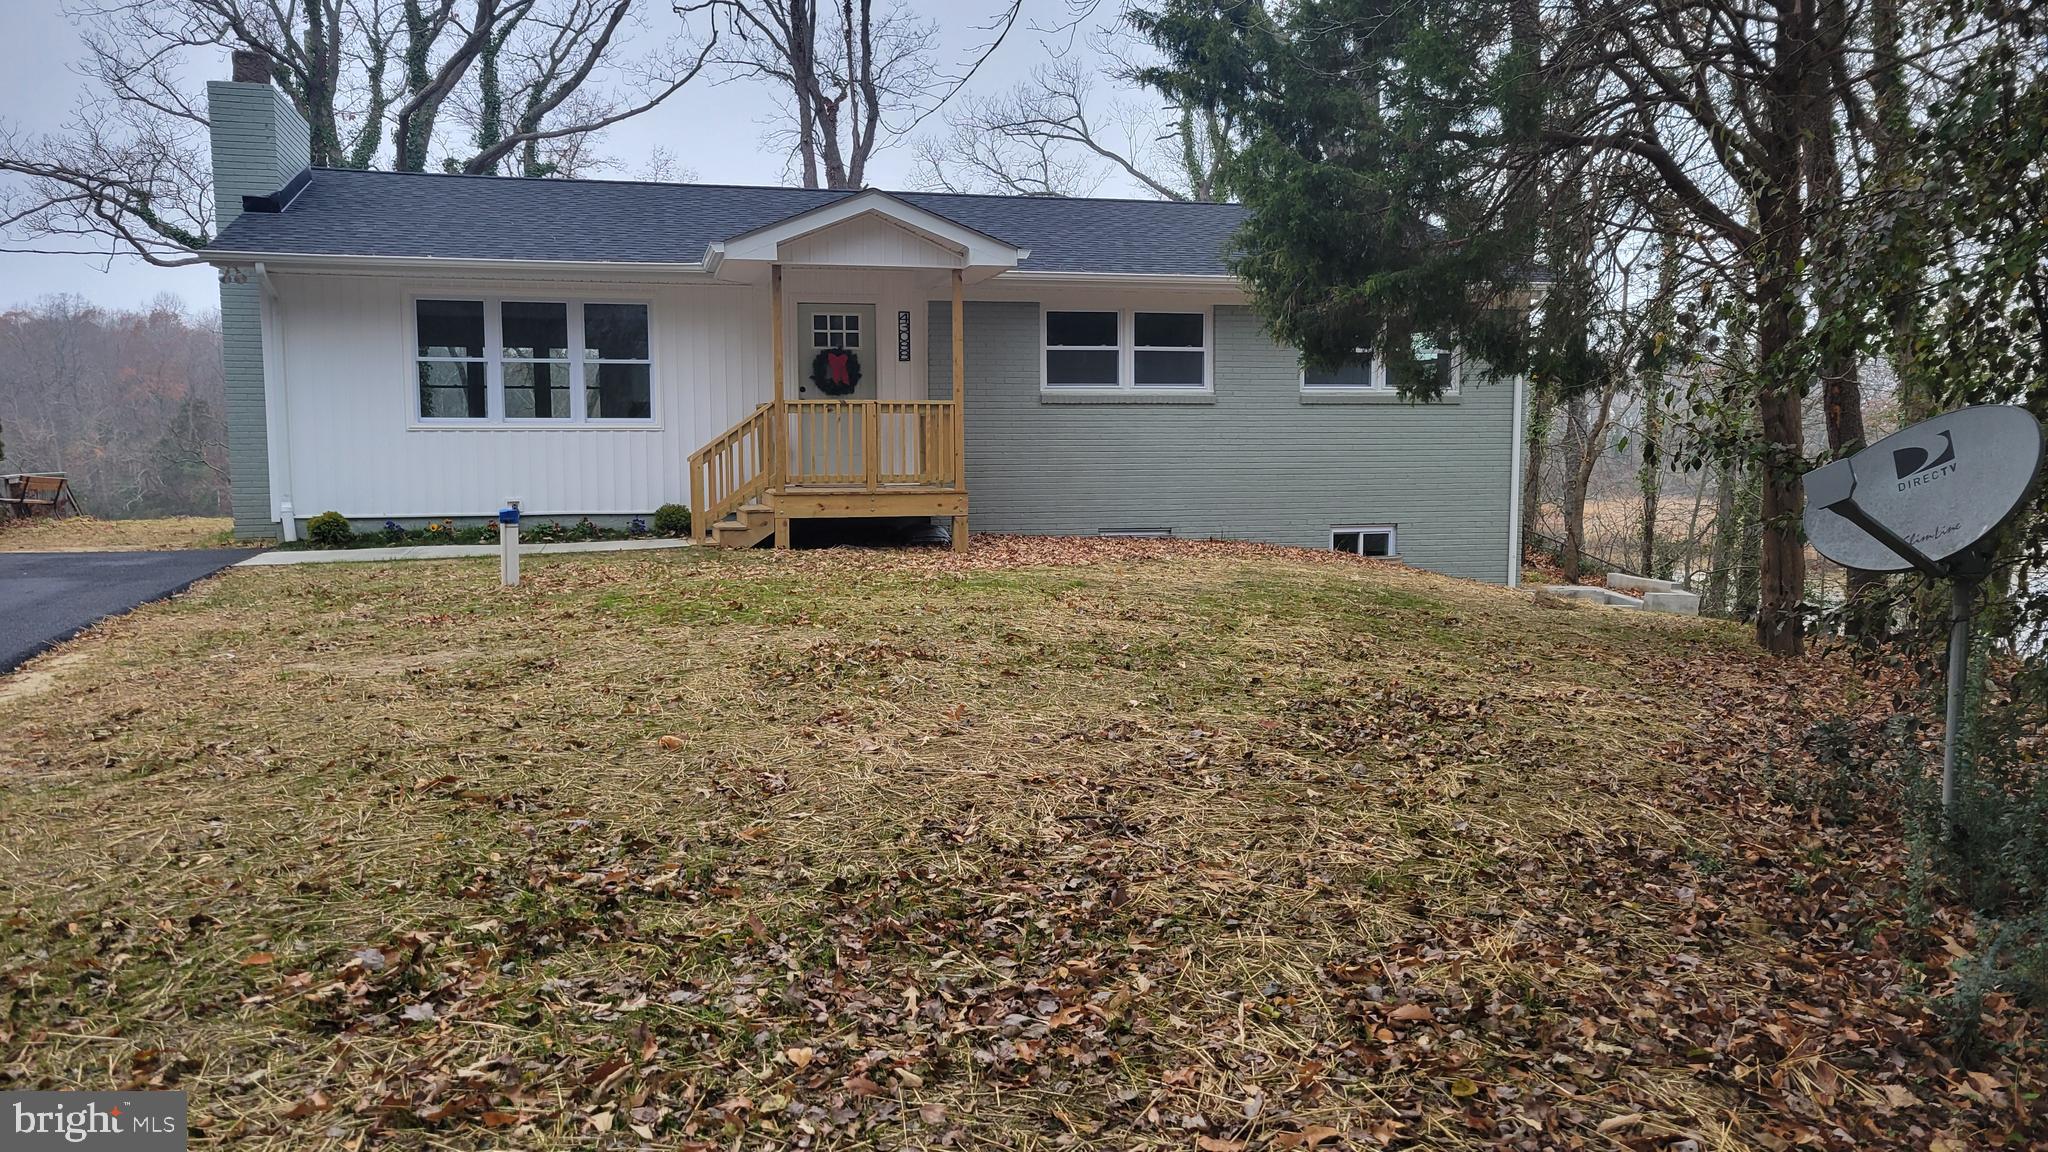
[897,311,912,362]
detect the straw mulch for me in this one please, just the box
[1,537,2037,1150]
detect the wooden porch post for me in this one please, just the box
[950,268,968,553]
[770,263,787,517]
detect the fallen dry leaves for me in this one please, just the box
[0,536,2039,1150]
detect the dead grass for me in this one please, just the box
[0,514,239,552]
[0,538,2017,1149]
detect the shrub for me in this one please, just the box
[306,511,354,548]
[381,519,405,544]
[652,503,691,537]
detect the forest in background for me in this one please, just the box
[0,295,229,519]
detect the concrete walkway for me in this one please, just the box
[235,537,692,566]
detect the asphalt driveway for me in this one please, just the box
[0,549,257,673]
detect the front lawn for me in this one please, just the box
[0,539,2035,1149]
[0,514,237,551]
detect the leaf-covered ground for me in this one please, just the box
[0,538,2039,1149]
[0,514,237,551]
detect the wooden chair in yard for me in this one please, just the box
[1,473,84,519]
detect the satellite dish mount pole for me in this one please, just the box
[1818,479,1976,821]
[1941,577,1976,816]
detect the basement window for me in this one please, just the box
[413,297,654,425]
[1332,525,1397,557]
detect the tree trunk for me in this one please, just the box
[1704,459,1739,615]
[1521,397,1550,556]
[1562,380,1621,582]
[1639,383,1662,577]
[1871,0,1929,422]
[1561,396,1590,581]
[1748,2,1815,656]
[1638,223,1677,577]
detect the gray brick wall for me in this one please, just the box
[207,81,310,539]
[930,301,1519,583]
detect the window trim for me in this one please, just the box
[1299,344,1461,396]
[1041,305,1213,395]
[1331,524,1399,558]
[407,294,658,428]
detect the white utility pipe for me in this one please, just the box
[500,500,521,586]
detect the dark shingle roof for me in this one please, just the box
[207,168,1246,276]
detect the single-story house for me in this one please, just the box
[200,55,1529,584]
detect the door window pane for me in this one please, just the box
[812,313,861,349]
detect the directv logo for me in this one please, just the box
[1894,430,1959,491]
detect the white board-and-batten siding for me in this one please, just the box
[776,214,959,268]
[267,272,767,520]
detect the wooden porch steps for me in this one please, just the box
[700,490,969,550]
[709,501,776,550]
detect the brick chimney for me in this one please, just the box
[207,47,312,541]
[208,48,311,231]
[231,48,273,84]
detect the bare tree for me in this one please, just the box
[683,0,1021,189]
[0,0,716,266]
[457,0,719,175]
[915,52,1233,201]
[0,295,229,517]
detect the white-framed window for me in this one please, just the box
[581,302,654,420]
[1042,306,1211,392]
[1332,524,1398,557]
[1300,336,1458,394]
[412,296,654,425]
[415,299,490,419]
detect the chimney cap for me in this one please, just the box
[231,48,273,84]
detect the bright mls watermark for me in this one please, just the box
[5,1092,186,1149]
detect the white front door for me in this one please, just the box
[793,303,878,482]
[795,303,878,402]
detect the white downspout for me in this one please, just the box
[255,262,297,543]
[1506,370,1527,588]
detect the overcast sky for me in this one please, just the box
[0,1,1141,314]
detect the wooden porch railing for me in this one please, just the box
[688,402,773,541]
[784,400,958,489]
[690,399,960,538]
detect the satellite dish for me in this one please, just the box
[1803,404,2045,822]
[1804,404,2044,576]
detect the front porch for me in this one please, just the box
[688,191,1004,553]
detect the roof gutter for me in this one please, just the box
[990,270,1243,291]
[201,251,714,279]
